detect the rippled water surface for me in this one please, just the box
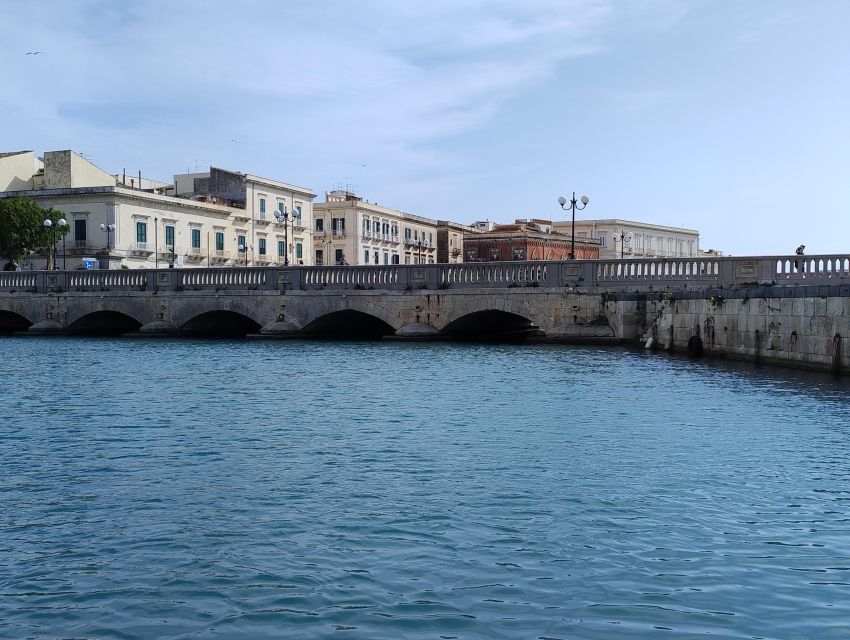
[3,338,850,639]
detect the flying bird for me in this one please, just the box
[25,51,42,55]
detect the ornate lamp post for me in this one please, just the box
[416,238,423,264]
[42,218,56,269]
[57,218,67,269]
[274,205,290,266]
[557,192,589,259]
[100,223,115,269]
[614,230,633,260]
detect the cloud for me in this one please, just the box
[1,0,691,183]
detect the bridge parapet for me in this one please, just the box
[1,254,847,294]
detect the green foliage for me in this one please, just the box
[708,294,726,308]
[0,196,69,266]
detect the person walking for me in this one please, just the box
[795,244,805,272]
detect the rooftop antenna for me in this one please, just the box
[194,159,202,172]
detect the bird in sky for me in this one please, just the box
[25,51,42,55]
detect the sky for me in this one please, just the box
[2,0,848,255]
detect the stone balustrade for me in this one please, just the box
[0,254,847,294]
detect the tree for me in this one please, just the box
[0,196,69,269]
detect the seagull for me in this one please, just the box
[25,51,42,55]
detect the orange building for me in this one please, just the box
[463,219,600,262]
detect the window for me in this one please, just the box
[74,219,87,244]
[315,249,324,265]
[259,197,266,214]
[489,248,500,261]
[295,242,302,259]
[465,249,477,261]
[383,252,389,265]
[404,255,410,264]
[332,218,345,234]
[382,222,389,236]
[237,234,247,251]
[335,248,343,264]
[364,250,369,263]
[294,204,302,218]
[277,201,285,214]
[315,218,324,232]
[215,231,224,251]
[404,228,412,240]
[278,240,285,257]
[136,221,147,244]
[391,225,398,238]
[191,228,201,249]
[259,238,267,255]
[372,220,380,233]
[598,235,606,247]
[363,219,369,235]
[165,225,175,249]
[373,251,379,265]
[512,247,526,260]
[391,254,399,264]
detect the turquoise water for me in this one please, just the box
[2,338,850,639]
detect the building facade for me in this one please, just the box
[312,191,439,266]
[463,219,600,262]
[554,219,700,260]
[0,150,315,269]
[436,220,473,264]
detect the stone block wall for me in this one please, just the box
[638,289,850,373]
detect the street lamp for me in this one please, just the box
[43,218,56,269]
[614,231,633,260]
[100,223,115,249]
[415,238,423,264]
[557,192,589,260]
[238,242,248,267]
[274,205,290,266]
[100,223,115,270]
[57,218,67,269]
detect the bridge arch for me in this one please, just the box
[301,309,395,338]
[179,310,263,337]
[67,310,143,335]
[440,309,540,339]
[0,310,33,333]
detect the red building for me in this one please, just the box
[463,219,600,262]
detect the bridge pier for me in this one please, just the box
[392,322,440,340]
[259,318,302,338]
[138,320,180,335]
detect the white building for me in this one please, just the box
[313,190,440,265]
[0,150,315,269]
[553,219,700,260]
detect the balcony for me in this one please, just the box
[232,211,250,223]
[256,214,271,226]
[129,242,154,256]
[210,249,231,263]
[185,246,206,262]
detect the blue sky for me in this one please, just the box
[3,0,848,255]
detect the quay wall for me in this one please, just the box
[608,285,850,374]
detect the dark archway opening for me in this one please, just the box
[181,311,262,337]
[67,311,143,335]
[0,311,32,334]
[302,310,394,339]
[442,310,540,341]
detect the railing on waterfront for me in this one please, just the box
[2,254,847,294]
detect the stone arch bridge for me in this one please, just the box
[0,256,848,372]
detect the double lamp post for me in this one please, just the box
[42,216,67,270]
[557,192,589,260]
